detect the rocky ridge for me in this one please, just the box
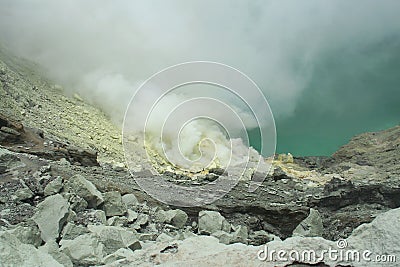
[1,117,399,266]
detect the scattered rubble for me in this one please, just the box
[0,126,399,265]
[0,48,399,266]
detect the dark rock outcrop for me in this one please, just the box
[0,113,99,166]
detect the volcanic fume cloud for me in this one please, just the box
[123,82,264,172]
[1,1,399,121]
[1,1,400,166]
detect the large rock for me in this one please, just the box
[110,236,258,266]
[347,207,400,264]
[168,209,188,229]
[106,208,400,266]
[0,115,101,166]
[7,223,42,247]
[119,236,332,266]
[198,210,231,235]
[257,208,400,266]
[156,232,175,242]
[126,209,138,223]
[11,188,34,202]
[102,191,127,217]
[38,240,73,267]
[211,225,248,245]
[254,208,400,266]
[88,225,141,254]
[66,193,88,212]
[0,148,24,173]
[248,230,280,246]
[103,248,136,265]
[33,194,69,242]
[292,208,323,237]
[257,236,336,265]
[0,231,63,267]
[44,176,63,196]
[60,233,105,266]
[107,216,128,227]
[90,209,107,225]
[121,193,139,208]
[61,222,89,240]
[211,231,232,245]
[64,174,104,208]
[156,209,188,229]
[131,213,149,230]
[11,181,34,202]
[231,225,248,244]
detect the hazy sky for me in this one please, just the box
[0,0,399,155]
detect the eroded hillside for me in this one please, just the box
[0,45,124,165]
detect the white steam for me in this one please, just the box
[124,82,262,173]
[1,1,399,122]
[1,1,400,173]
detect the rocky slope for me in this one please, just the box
[0,45,124,165]
[0,47,399,266]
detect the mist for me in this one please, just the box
[1,0,399,156]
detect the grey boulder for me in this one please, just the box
[0,231,63,267]
[33,194,70,242]
[11,181,34,202]
[121,193,139,208]
[61,222,90,240]
[6,223,42,247]
[292,208,323,237]
[211,225,248,245]
[156,209,188,229]
[88,225,142,254]
[60,233,105,266]
[103,248,136,265]
[64,174,104,208]
[38,240,73,267]
[43,176,63,196]
[103,191,127,217]
[198,210,231,235]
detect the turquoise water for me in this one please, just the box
[250,38,400,156]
